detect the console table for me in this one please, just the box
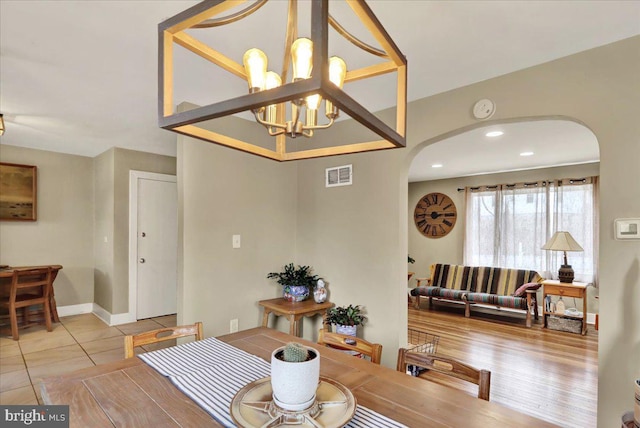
[542,280,588,335]
[259,298,334,337]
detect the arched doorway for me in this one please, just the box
[404,117,599,426]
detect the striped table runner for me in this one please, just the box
[140,337,407,428]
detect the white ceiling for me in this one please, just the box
[408,120,600,182]
[1,1,638,176]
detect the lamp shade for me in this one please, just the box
[541,231,584,252]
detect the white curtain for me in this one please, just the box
[464,178,597,285]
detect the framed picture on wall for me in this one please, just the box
[0,162,37,221]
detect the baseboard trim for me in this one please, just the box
[92,304,136,326]
[51,303,137,326]
[55,303,93,318]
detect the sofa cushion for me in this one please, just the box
[465,292,528,310]
[431,264,481,291]
[411,286,467,300]
[438,288,468,300]
[411,286,444,297]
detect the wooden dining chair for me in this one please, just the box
[0,267,53,340]
[317,329,383,364]
[124,322,204,358]
[396,348,491,401]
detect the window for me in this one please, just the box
[464,178,598,284]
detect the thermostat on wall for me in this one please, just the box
[614,218,640,240]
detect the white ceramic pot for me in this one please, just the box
[270,346,320,411]
[634,378,639,428]
[335,324,357,336]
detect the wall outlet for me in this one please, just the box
[230,318,239,333]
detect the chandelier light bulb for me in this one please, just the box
[243,48,268,92]
[265,71,282,90]
[291,38,313,81]
[305,94,322,110]
[329,56,347,88]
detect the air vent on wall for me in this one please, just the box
[325,164,352,188]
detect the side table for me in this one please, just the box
[542,280,588,335]
[258,298,334,337]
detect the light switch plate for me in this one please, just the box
[232,234,241,248]
[615,218,640,240]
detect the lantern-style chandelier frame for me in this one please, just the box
[158,0,406,161]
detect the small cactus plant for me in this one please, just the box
[283,342,309,362]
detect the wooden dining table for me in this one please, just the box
[41,327,556,427]
[0,265,63,322]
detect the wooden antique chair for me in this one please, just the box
[397,348,491,401]
[124,322,204,358]
[318,329,383,364]
[0,267,53,340]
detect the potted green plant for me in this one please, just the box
[271,342,320,411]
[325,304,367,336]
[267,263,321,302]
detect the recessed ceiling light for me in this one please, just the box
[520,151,534,156]
[431,163,443,168]
[485,131,504,137]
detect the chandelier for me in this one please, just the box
[158,0,407,161]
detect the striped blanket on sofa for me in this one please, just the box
[411,263,543,327]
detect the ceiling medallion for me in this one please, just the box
[158,0,407,161]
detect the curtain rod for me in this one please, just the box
[457,177,588,192]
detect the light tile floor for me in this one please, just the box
[0,313,177,405]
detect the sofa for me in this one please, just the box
[410,263,543,327]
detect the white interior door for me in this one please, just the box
[136,176,177,319]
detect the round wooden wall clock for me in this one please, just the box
[414,192,457,238]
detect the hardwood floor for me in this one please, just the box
[408,301,597,428]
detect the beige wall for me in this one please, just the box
[408,162,601,312]
[180,36,639,425]
[93,149,115,311]
[0,145,94,306]
[178,138,298,338]
[295,149,408,361]
[93,147,176,314]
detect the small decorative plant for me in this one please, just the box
[325,304,367,327]
[271,342,320,411]
[408,255,415,264]
[267,263,322,302]
[282,342,310,362]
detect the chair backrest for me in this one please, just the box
[124,322,204,358]
[396,348,491,401]
[11,267,52,301]
[318,329,383,364]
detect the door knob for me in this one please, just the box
[141,232,146,237]
[139,258,146,263]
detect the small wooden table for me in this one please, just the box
[542,279,588,335]
[0,265,63,322]
[259,298,333,337]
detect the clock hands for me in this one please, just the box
[429,211,456,219]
